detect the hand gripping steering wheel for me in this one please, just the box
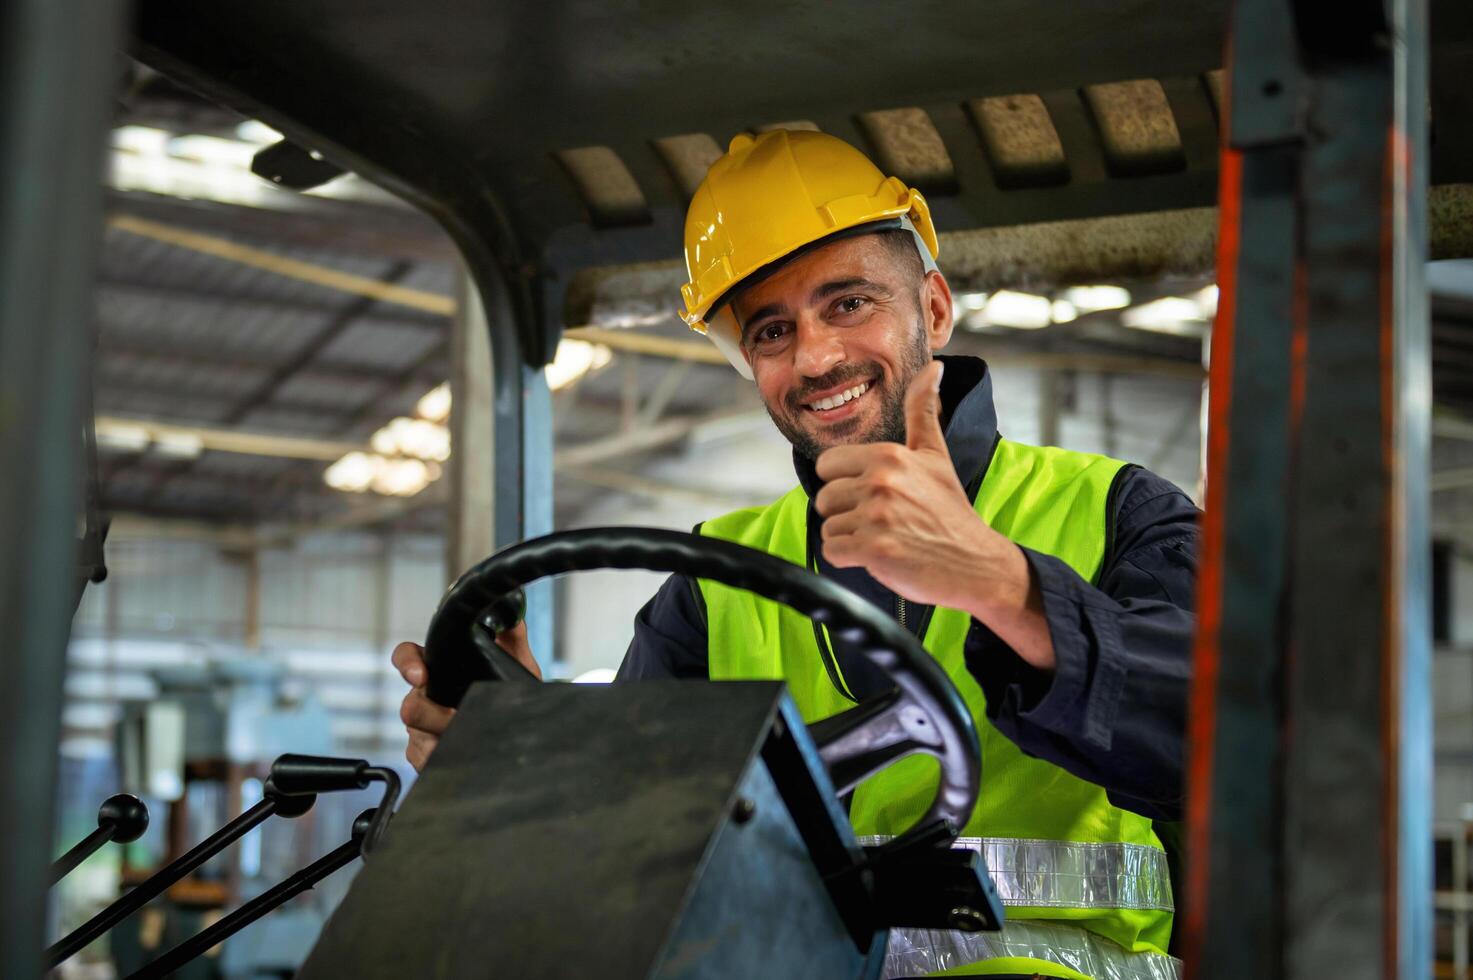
[422,527,981,839]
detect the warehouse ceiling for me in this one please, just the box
[94,62,1473,543]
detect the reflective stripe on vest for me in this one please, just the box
[699,437,1175,968]
[883,919,1182,980]
[858,836,1174,912]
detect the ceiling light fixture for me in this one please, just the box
[324,452,379,493]
[955,291,989,312]
[370,458,434,497]
[984,290,1053,329]
[1061,285,1132,313]
[546,339,613,391]
[1121,296,1208,337]
[369,416,450,462]
[1193,284,1220,319]
[416,382,451,423]
[1050,300,1078,324]
[95,422,151,453]
[152,432,204,459]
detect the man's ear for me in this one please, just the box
[921,270,954,351]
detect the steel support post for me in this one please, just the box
[0,2,122,974]
[450,266,554,670]
[448,267,497,578]
[1188,1,1431,977]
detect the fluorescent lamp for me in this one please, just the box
[324,452,378,493]
[955,291,989,312]
[1121,297,1208,337]
[1061,285,1132,313]
[153,432,203,459]
[368,416,451,461]
[371,457,432,497]
[1050,300,1078,323]
[1193,284,1219,318]
[984,290,1053,329]
[96,422,150,452]
[397,418,450,461]
[545,339,613,391]
[416,382,451,422]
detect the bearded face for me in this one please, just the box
[730,233,950,460]
[765,329,933,459]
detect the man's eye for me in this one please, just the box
[835,296,868,315]
[752,322,788,345]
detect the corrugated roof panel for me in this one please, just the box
[270,371,384,410]
[97,290,334,362]
[98,353,272,401]
[316,320,443,369]
[190,451,298,478]
[397,261,455,297]
[233,405,360,437]
[96,385,239,423]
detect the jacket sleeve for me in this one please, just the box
[964,467,1199,821]
[615,573,711,680]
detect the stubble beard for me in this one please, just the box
[767,325,934,460]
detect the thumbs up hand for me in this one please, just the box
[815,361,1035,634]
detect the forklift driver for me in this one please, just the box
[392,130,1199,980]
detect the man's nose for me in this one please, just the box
[791,317,845,379]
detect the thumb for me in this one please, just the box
[904,360,947,453]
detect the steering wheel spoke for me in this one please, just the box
[813,692,946,795]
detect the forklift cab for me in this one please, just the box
[10,0,1472,976]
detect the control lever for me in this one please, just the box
[45,781,315,969]
[50,794,149,885]
[268,754,400,855]
[123,809,377,980]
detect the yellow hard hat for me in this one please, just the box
[678,129,940,379]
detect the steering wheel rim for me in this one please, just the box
[422,526,981,838]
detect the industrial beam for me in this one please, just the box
[96,415,365,461]
[108,213,454,315]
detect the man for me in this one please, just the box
[393,130,1198,980]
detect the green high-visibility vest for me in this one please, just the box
[698,438,1177,980]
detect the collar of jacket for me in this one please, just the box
[792,354,1000,498]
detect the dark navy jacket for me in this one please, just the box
[617,356,1199,822]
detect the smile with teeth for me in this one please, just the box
[805,380,871,413]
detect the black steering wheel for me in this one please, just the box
[422,527,981,840]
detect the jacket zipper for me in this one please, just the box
[896,595,909,632]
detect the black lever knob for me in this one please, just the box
[98,794,150,843]
[269,754,371,795]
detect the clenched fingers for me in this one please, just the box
[813,477,865,519]
[406,729,439,772]
[400,686,455,736]
[392,641,428,687]
[819,509,864,541]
